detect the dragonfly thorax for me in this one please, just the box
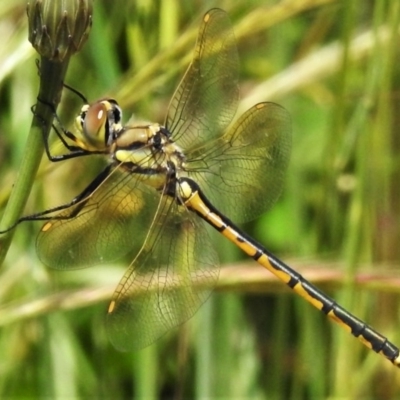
[75,98,186,182]
[112,123,185,190]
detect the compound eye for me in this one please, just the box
[108,99,122,125]
[82,102,108,145]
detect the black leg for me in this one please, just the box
[0,164,114,233]
[33,98,104,161]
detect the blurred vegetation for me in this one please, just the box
[1,0,400,398]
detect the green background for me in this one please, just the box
[0,0,400,398]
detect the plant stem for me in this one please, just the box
[0,58,70,267]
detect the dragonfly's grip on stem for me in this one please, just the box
[179,176,400,367]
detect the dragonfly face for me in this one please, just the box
[76,99,122,150]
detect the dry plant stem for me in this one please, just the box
[1,262,399,326]
[116,0,338,109]
[234,0,338,39]
[238,24,396,113]
[0,57,69,267]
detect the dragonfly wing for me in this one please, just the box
[166,8,239,150]
[106,195,219,351]
[188,102,292,222]
[37,168,159,270]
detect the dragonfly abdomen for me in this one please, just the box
[179,176,400,367]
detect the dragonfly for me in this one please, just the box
[1,8,400,366]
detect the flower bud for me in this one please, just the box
[27,0,93,62]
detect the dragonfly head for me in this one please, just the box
[76,99,122,149]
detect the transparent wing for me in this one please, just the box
[166,8,239,151]
[106,194,219,351]
[36,168,159,270]
[186,103,292,222]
